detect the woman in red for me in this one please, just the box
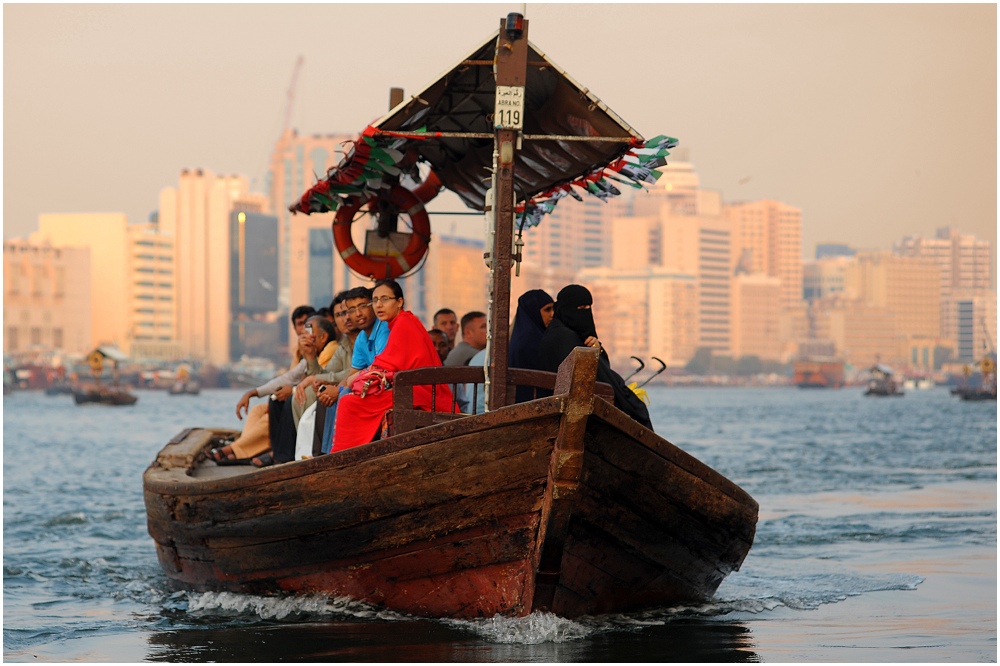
[331,279,453,452]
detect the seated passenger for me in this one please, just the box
[428,328,450,364]
[269,314,339,463]
[331,279,453,453]
[537,284,653,431]
[509,289,555,403]
[432,308,460,352]
[210,305,315,465]
[444,311,487,367]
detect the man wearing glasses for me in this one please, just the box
[337,286,390,391]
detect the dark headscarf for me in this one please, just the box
[554,284,597,341]
[509,289,554,370]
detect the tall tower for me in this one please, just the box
[267,129,356,310]
[158,169,258,364]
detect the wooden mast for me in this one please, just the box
[487,14,529,411]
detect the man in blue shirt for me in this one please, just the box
[338,286,390,390]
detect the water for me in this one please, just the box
[3,387,996,661]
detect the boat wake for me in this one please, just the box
[445,612,598,644]
[162,568,923,643]
[173,590,410,622]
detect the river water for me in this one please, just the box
[3,386,996,662]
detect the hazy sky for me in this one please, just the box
[3,3,996,258]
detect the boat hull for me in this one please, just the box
[73,388,138,405]
[144,350,757,618]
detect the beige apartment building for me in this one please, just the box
[894,226,994,349]
[811,298,899,368]
[845,252,941,341]
[158,169,264,365]
[576,266,699,368]
[404,234,491,329]
[3,238,92,357]
[726,199,803,309]
[126,222,180,361]
[731,272,783,361]
[34,213,130,352]
[803,256,852,300]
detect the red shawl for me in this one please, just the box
[332,310,454,452]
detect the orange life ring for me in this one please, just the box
[332,182,435,280]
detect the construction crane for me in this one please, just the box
[282,56,304,136]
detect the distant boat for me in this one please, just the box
[902,377,934,391]
[168,381,201,396]
[865,364,904,397]
[951,356,997,401]
[73,385,138,406]
[793,359,845,389]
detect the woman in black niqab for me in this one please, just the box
[538,284,654,430]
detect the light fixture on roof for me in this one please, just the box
[505,13,524,40]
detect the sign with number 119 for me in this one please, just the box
[494,85,525,130]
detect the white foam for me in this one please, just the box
[447,612,601,644]
[181,591,401,621]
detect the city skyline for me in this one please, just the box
[3,4,996,261]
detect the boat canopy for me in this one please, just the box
[291,31,676,228]
[91,346,129,363]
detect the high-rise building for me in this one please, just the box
[158,169,264,364]
[522,195,612,273]
[845,251,941,341]
[731,273,782,361]
[803,256,852,301]
[35,213,130,351]
[230,210,281,361]
[399,234,489,328]
[126,222,179,361]
[945,290,997,362]
[725,199,803,309]
[894,227,994,349]
[267,129,356,310]
[815,243,856,259]
[810,298,899,369]
[3,238,91,356]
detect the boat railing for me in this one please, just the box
[392,365,614,435]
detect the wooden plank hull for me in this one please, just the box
[144,351,757,619]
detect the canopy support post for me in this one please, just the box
[487,15,529,412]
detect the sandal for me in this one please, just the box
[251,453,274,468]
[215,456,252,466]
[207,447,226,462]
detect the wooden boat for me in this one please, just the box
[74,385,138,406]
[793,358,845,389]
[144,14,758,619]
[145,350,756,618]
[864,364,904,397]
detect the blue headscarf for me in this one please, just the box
[508,289,554,370]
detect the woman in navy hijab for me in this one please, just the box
[508,289,555,402]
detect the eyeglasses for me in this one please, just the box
[345,303,372,315]
[372,296,401,305]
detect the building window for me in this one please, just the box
[30,327,41,346]
[53,328,63,349]
[7,327,17,351]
